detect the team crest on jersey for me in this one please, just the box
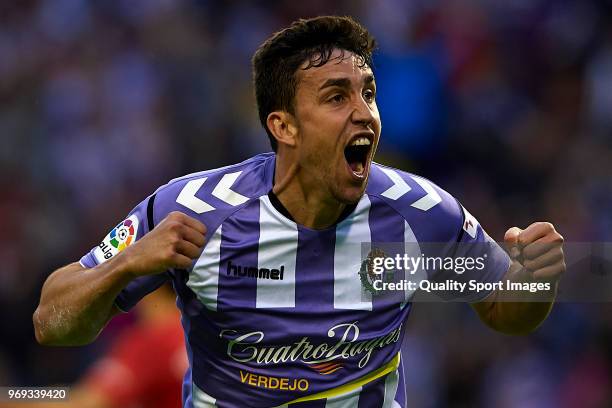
[359,248,393,296]
[93,215,139,264]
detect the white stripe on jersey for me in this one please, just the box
[409,175,442,211]
[379,168,412,200]
[325,387,362,407]
[382,369,400,408]
[402,220,423,308]
[256,196,298,308]
[192,383,217,407]
[333,195,373,311]
[212,171,249,207]
[188,225,223,311]
[176,177,216,214]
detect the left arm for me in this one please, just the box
[471,222,565,335]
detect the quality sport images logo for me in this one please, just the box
[93,215,139,263]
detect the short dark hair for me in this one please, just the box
[252,16,377,151]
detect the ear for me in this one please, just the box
[266,111,298,148]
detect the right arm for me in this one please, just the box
[33,260,130,346]
[33,211,206,346]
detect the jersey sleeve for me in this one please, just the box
[428,196,511,303]
[79,194,169,312]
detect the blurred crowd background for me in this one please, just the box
[1,0,611,407]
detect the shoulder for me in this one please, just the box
[150,153,275,232]
[161,152,274,189]
[366,162,466,240]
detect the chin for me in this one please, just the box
[335,186,366,205]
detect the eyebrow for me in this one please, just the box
[318,74,375,91]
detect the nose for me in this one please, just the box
[350,95,375,128]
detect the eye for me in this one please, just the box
[363,89,376,103]
[328,94,345,104]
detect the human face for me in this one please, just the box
[292,49,381,204]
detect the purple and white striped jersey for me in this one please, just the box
[80,152,510,408]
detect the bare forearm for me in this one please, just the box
[490,300,554,335]
[473,265,558,335]
[33,255,134,346]
[34,211,207,346]
[473,223,564,335]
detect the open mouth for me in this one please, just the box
[344,134,373,177]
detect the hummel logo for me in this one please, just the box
[226,260,285,280]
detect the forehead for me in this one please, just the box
[297,49,374,90]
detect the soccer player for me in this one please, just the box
[33,16,565,407]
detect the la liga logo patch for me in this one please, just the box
[93,215,139,264]
[110,219,135,250]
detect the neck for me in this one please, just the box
[273,155,346,230]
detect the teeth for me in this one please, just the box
[350,137,371,146]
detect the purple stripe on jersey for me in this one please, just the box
[187,154,273,213]
[216,399,237,408]
[180,334,195,407]
[357,374,386,408]
[182,368,194,408]
[115,273,169,311]
[289,399,327,408]
[186,306,247,407]
[367,196,407,310]
[395,359,407,407]
[217,199,261,310]
[366,164,395,196]
[172,272,207,408]
[295,228,336,311]
[229,153,275,198]
[79,252,97,269]
[367,164,454,251]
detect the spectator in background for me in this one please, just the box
[1,284,186,408]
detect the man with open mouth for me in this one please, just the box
[34,16,565,408]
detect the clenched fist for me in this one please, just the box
[118,211,207,277]
[504,222,565,282]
